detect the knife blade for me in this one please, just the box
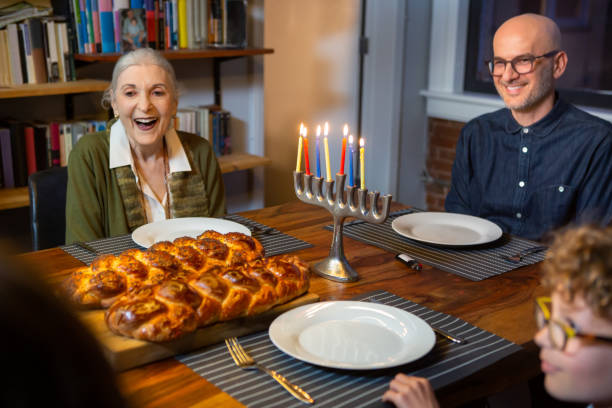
[75,241,98,254]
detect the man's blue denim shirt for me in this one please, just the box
[445,98,612,241]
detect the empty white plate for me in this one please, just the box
[392,212,502,246]
[269,301,435,370]
[131,217,251,248]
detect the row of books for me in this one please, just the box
[0,18,74,86]
[0,120,106,189]
[72,0,246,54]
[175,105,231,157]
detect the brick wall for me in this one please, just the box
[425,118,464,211]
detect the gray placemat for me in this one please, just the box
[61,214,313,265]
[325,210,546,281]
[178,290,521,408]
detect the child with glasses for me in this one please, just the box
[534,225,612,406]
[383,224,612,407]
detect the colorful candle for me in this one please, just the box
[315,125,321,178]
[348,134,354,187]
[359,138,365,189]
[339,124,348,175]
[323,122,331,181]
[303,127,311,175]
[296,123,303,172]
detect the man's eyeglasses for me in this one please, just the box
[535,296,612,351]
[486,50,559,76]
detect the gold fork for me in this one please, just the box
[225,337,314,405]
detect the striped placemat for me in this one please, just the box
[61,214,312,265]
[177,290,521,408]
[326,210,546,281]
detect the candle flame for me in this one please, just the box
[303,126,308,138]
[343,124,349,137]
[316,125,321,137]
[359,138,364,147]
[324,122,329,136]
[348,134,354,144]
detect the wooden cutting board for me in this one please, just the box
[78,292,319,372]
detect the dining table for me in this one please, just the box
[23,200,548,408]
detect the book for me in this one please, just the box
[196,0,207,48]
[207,0,221,46]
[6,24,23,85]
[50,122,60,167]
[17,24,30,84]
[42,19,59,82]
[98,0,115,52]
[24,125,36,175]
[5,121,27,187]
[25,18,48,84]
[177,0,187,48]
[120,8,147,52]
[0,29,11,86]
[113,0,129,53]
[0,2,52,27]
[90,0,102,52]
[144,0,155,48]
[155,0,164,49]
[0,128,14,189]
[33,124,49,171]
[63,123,73,163]
[84,0,95,53]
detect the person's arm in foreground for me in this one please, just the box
[382,374,439,408]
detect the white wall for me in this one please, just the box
[263,0,361,206]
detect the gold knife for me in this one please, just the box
[75,241,98,254]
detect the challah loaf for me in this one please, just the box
[62,231,310,342]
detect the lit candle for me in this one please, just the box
[339,124,348,175]
[359,138,365,189]
[296,123,303,172]
[303,127,311,175]
[348,134,354,187]
[315,125,321,178]
[323,122,331,181]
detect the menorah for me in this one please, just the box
[293,171,391,282]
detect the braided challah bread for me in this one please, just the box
[62,231,310,342]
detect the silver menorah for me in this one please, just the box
[293,171,391,282]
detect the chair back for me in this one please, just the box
[28,167,68,251]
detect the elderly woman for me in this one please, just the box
[66,48,225,244]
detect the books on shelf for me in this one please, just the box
[176,105,231,157]
[0,119,106,189]
[0,16,74,86]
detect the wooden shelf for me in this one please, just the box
[74,47,274,62]
[0,153,271,210]
[0,79,109,99]
[0,187,29,211]
[217,153,271,173]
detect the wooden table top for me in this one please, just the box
[23,201,547,408]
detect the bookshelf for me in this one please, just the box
[0,47,274,211]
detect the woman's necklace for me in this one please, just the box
[133,139,170,223]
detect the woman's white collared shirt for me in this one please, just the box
[109,121,191,223]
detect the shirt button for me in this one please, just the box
[558,186,565,192]
[522,128,529,134]
[518,181,525,188]
[516,212,522,219]
[522,146,528,153]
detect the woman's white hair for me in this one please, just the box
[101,48,178,109]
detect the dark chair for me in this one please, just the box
[28,166,68,251]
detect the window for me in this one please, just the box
[464,0,612,109]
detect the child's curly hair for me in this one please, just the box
[542,225,612,319]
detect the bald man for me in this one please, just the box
[444,14,612,241]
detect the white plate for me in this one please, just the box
[131,217,251,248]
[269,301,435,370]
[391,212,503,246]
